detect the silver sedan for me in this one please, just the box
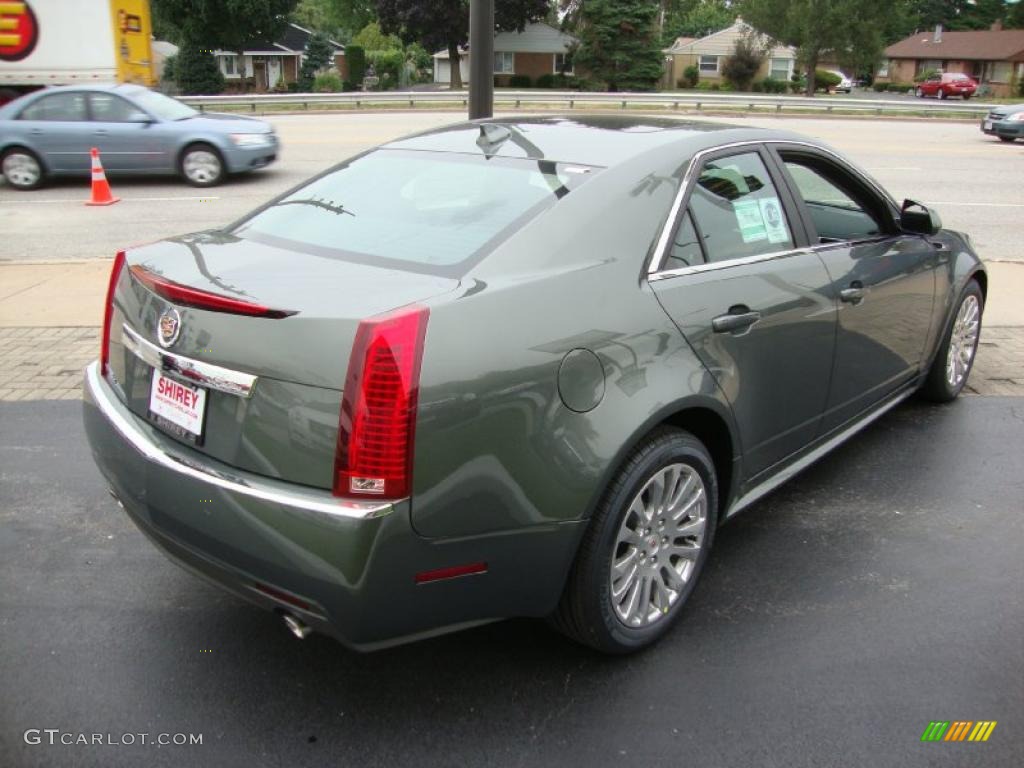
[0,84,278,189]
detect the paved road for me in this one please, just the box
[1,397,1021,768]
[0,111,1021,263]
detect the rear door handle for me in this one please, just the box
[712,306,762,335]
[94,129,109,136]
[839,281,865,305]
[30,128,43,136]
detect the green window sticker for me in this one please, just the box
[733,199,767,243]
[759,197,790,244]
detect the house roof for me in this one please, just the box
[885,29,1024,62]
[663,19,796,59]
[218,22,344,56]
[433,21,578,59]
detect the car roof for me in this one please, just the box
[24,83,150,95]
[382,115,812,169]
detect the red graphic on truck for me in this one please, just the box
[0,1,39,62]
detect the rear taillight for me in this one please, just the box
[100,250,126,376]
[129,265,296,318]
[333,306,429,500]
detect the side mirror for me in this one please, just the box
[127,111,154,124]
[900,199,942,236]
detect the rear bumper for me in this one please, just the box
[981,119,1024,139]
[82,362,583,649]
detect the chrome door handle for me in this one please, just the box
[839,282,865,305]
[94,129,109,136]
[712,307,761,335]
[30,128,43,136]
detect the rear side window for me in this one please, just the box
[233,149,593,276]
[19,92,88,121]
[685,151,794,263]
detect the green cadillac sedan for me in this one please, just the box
[83,116,986,654]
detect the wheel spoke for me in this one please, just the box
[611,562,638,600]
[676,517,706,537]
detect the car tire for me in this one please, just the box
[938,89,947,100]
[962,94,971,100]
[179,143,225,187]
[1,146,45,190]
[998,136,1015,143]
[915,87,923,98]
[920,280,984,403]
[550,427,718,654]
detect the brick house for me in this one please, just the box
[432,22,578,86]
[877,24,1024,97]
[214,23,346,92]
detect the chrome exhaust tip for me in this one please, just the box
[282,613,312,640]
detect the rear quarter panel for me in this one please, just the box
[411,150,736,540]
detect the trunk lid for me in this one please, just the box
[106,231,458,489]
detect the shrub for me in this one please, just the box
[1019,78,1024,98]
[368,49,404,90]
[814,69,842,91]
[873,82,889,92]
[722,37,766,91]
[174,44,225,95]
[535,73,555,88]
[510,74,533,88]
[683,64,700,88]
[346,44,366,86]
[312,72,342,92]
[695,80,715,91]
[914,68,939,84]
[761,77,786,94]
[552,73,577,89]
[751,81,764,92]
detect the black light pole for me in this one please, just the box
[468,0,494,119]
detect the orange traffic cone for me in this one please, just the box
[86,147,119,206]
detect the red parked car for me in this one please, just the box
[915,73,978,100]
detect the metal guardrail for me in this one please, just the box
[179,90,997,117]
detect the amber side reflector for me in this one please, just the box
[129,265,296,319]
[415,562,488,585]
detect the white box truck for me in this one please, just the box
[0,0,155,104]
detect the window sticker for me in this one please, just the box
[759,197,789,244]
[733,199,768,243]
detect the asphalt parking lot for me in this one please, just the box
[1,396,1022,768]
[0,110,1022,263]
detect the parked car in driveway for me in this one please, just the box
[825,70,854,93]
[0,84,278,190]
[981,103,1024,142]
[915,72,977,100]
[83,116,986,654]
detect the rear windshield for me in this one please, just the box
[231,149,594,276]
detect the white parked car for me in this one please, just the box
[826,71,854,93]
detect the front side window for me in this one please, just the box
[780,154,886,243]
[685,151,794,263]
[19,92,88,121]
[494,51,514,74]
[232,149,593,276]
[699,55,719,73]
[88,93,142,122]
[128,89,196,121]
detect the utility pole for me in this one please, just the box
[468,0,494,119]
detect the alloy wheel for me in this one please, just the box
[609,463,707,628]
[183,150,222,185]
[2,152,41,188]
[946,294,980,388]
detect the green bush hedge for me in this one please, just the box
[534,73,554,88]
[761,77,787,94]
[814,69,842,90]
[510,74,532,88]
[312,72,343,92]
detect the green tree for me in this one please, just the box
[1009,0,1024,28]
[740,0,891,95]
[299,31,334,90]
[376,0,549,89]
[721,34,767,91]
[574,0,665,91]
[174,43,226,94]
[352,20,402,51]
[662,0,733,44]
[346,43,366,86]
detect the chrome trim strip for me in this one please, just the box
[122,324,258,399]
[647,139,900,277]
[85,362,396,521]
[649,247,812,281]
[725,385,915,519]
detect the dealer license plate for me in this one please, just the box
[149,370,207,443]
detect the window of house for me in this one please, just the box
[917,59,943,76]
[554,52,574,75]
[991,61,1012,83]
[769,58,791,81]
[685,151,794,264]
[780,155,887,243]
[699,55,719,73]
[494,51,514,75]
[223,55,237,76]
[18,92,88,121]
[877,59,890,77]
